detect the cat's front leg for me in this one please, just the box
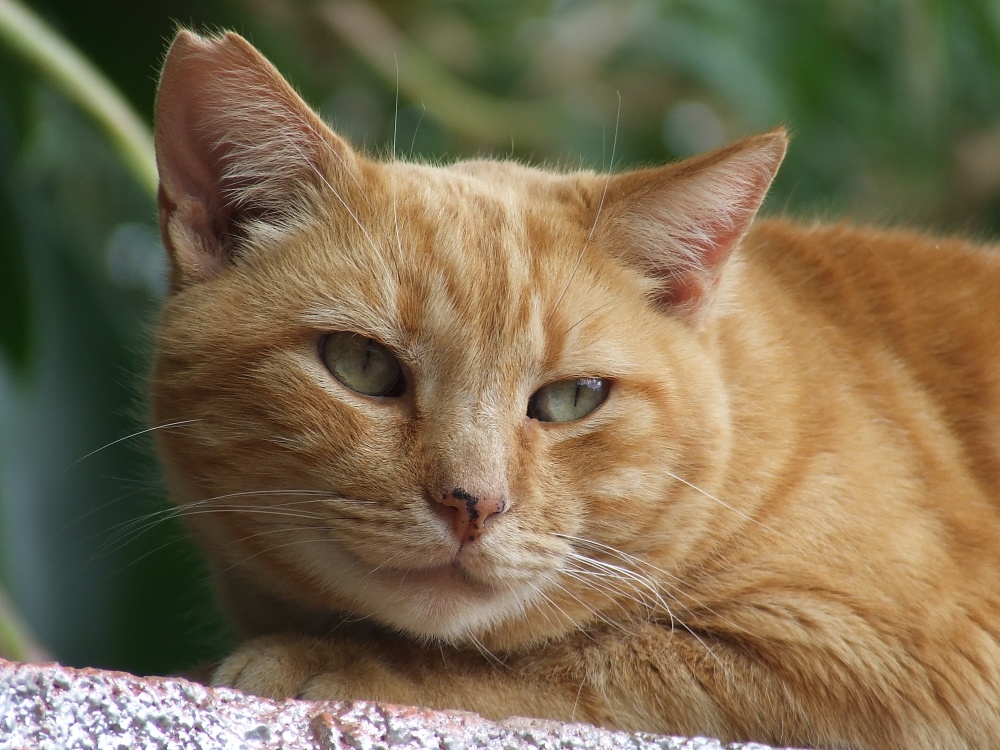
[213,633,352,702]
[211,625,737,739]
[211,630,602,724]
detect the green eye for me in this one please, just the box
[527,378,610,423]
[321,332,405,397]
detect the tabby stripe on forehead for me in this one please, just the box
[154,31,1000,748]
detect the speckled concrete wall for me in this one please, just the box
[0,658,794,749]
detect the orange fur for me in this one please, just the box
[151,30,1000,749]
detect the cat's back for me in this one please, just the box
[740,218,1000,496]
[746,218,1000,331]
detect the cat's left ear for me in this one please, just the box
[598,129,787,321]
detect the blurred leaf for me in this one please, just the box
[0,59,31,374]
[0,0,156,195]
[0,198,30,373]
[0,584,49,662]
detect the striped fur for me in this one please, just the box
[151,31,1000,750]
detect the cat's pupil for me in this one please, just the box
[321,332,405,398]
[528,378,610,423]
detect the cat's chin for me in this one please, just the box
[273,527,549,642]
[372,561,489,590]
[360,560,530,641]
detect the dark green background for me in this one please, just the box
[2,0,999,677]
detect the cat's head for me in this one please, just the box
[151,31,785,648]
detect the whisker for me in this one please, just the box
[557,533,756,641]
[109,534,195,575]
[58,419,200,478]
[556,567,634,619]
[99,490,342,555]
[563,552,676,619]
[559,561,668,631]
[392,52,399,161]
[365,550,409,578]
[287,138,382,256]
[661,469,785,539]
[467,633,510,671]
[213,532,336,577]
[541,570,629,635]
[564,301,615,336]
[547,93,621,325]
[558,534,701,608]
[390,60,405,272]
[408,103,426,158]
[522,578,588,639]
[560,545,732,680]
[60,485,151,535]
[214,524,328,553]
[101,506,321,558]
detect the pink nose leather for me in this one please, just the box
[435,488,507,545]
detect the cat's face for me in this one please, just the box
[151,31,784,648]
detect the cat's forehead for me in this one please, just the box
[370,160,598,295]
[287,158,633,378]
[384,159,592,220]
[302,157,600,292]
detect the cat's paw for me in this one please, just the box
[212,633,351,701]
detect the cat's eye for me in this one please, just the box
[321,332,405,397]
[527,378,610,423]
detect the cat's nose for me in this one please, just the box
[434,488,507,545]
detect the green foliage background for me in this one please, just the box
[1,0,999,676]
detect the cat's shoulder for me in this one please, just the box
[745,216,1000,284]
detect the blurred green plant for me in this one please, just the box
[0,0,155,194]
[0,0,998,677]
[0,0,158,662]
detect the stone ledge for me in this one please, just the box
[0,657,791,749]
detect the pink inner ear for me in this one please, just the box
[656,216,747,309]
[608,130,787,319]
[154,31,354,289]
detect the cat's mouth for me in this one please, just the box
[358,558,524,640]
[372,560,496,594]
[308,539,531,638]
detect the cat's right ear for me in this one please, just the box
[155,30,354,290]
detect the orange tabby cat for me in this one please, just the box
[151,30,1000,750]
